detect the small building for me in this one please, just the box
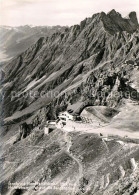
[58,110,80,127]
[44,121,57,134]
[44,126,49,134]
[59,111,78,121]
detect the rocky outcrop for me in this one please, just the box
[13,122,33,144]
[129,12,139,26]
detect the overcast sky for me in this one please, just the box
[0,0,139,26]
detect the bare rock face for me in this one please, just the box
[129,12,138,26]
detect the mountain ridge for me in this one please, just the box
[2,10,139,124]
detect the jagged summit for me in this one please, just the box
[129,11,138,25]
[100,10,139,34]
[107,9,122,17]
[76,9,139,35]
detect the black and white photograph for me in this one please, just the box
[0,0,139,194]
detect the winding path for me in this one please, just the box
[64,131,83,194]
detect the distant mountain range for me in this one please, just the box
[0,25,67,62]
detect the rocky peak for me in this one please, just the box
[107,9,122,17]
[129,11,138,26]
[100,10,139,34]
